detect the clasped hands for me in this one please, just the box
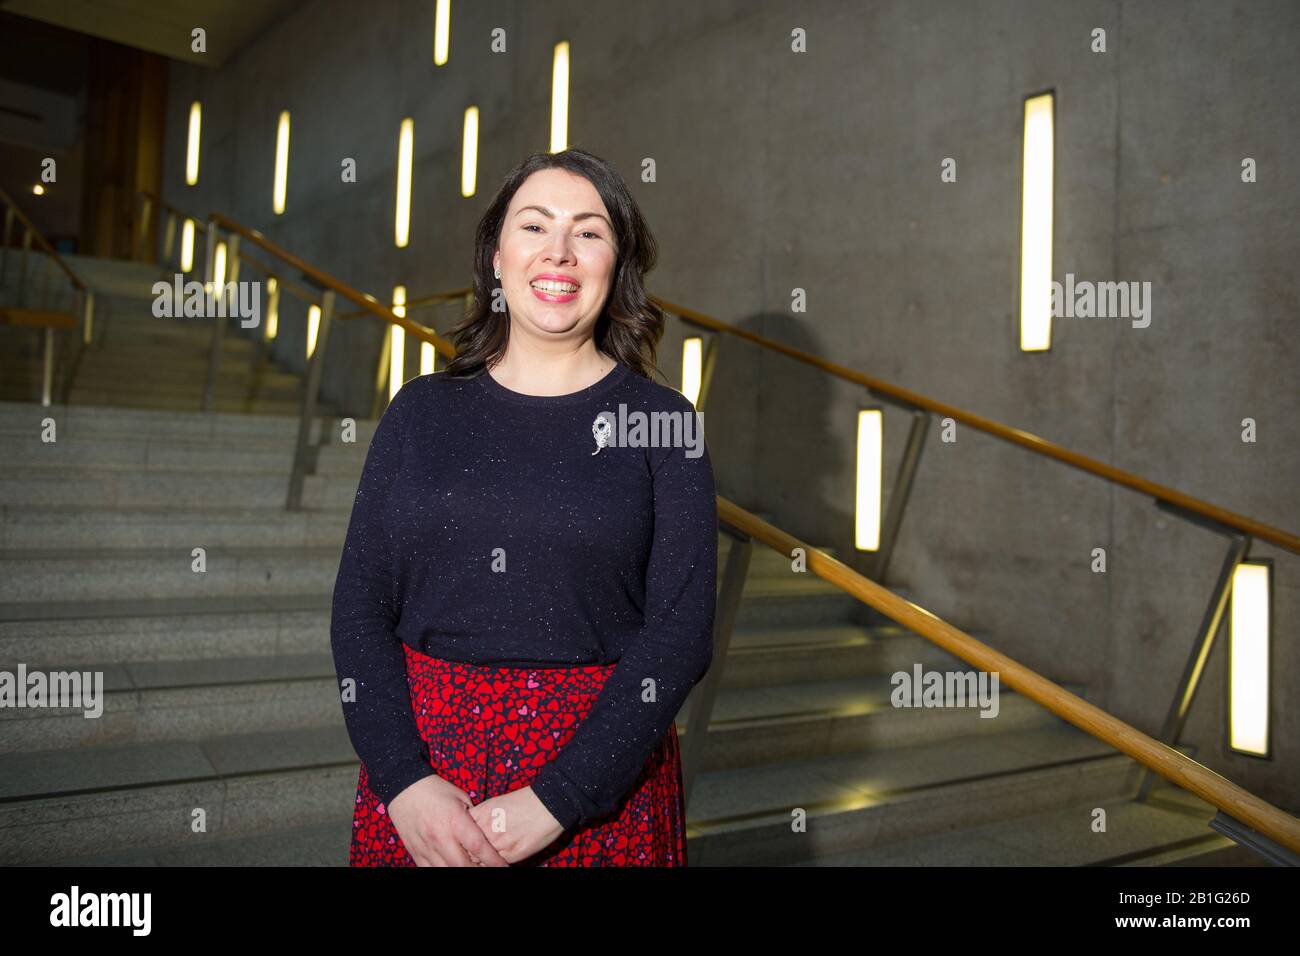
[387,774,566,866]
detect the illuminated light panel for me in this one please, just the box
[1019,92,1054,352]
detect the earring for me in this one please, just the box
[494,265,501,279]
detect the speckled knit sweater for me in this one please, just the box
[329,360,718,832]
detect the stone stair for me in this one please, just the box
[0,253,331,416]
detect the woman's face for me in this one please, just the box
[494,168,618,346]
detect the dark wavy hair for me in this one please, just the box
[441,148,666,383]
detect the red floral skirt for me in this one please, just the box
[348,643,688,867]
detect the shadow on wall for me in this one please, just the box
[706,309,852,558]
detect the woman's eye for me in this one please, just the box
[523,223,601,239]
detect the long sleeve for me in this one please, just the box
[529,411,719,831]
[329,378,436,807]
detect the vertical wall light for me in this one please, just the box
[462,106,479,197]
[682,336,703,407]
[433,0,450,66]
[855,409,883,551]
[396,117,414,247]
[180,219,195,272]
[265,276,279,340]
[389,286,406,401]
[307,303,320,359]
[550,41,569,153]
[1228,560,1271,757]
[1019,91,1054,352]
[274,110,291,215]
[206,240,227,296]
[421,339,436,375]
[186,101,202,186]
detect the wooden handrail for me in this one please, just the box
[0,187,86,292]
[717,499,1300,854]
[143,193,374,312]
[656,295,1300,556]
[337,287,474,322]
[207,213,457,359]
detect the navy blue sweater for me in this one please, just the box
[329,359,718,833]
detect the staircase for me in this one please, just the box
[0,259,1257,867]
[687,538,1249,865]
[0,254,335,416]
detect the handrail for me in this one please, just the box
[208,213,457,358]
[136,205,1300,853]
[653,294,1300,556]
[1,187,95,406]
[0,187,86,292]
[337,287,474,322]
[139,191,323,308]
[716,500,1300,854]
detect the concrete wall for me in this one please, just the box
[160,0,1299,809]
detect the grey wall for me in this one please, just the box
[160,0,1299,810]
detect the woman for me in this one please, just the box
[330,148,719,866]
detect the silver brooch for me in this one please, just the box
[592,413,613,455]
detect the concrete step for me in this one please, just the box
[788,784,1229,866]
[733,579,925,629]
[74,364,302,390]
[30,818,355,867]
[0,466,355,509]
[63,391,333,417]
[46,254,168,298]
[723,622,985,687]
[0,399,371,443]
[91,329,259,353]
[677,673,1068,772]
[686,723,1150,865]
[0,592,332,666]
[0,651,340,753]
[0,544,344,602]
[0,504,350,550]
[0,434,372,478]
[720,538,842,578]
[0,724,361,864]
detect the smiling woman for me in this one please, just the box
[442,148,665,386]
[331,148,719,868]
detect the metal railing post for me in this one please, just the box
[870,407,932,584]
[287,289,335,510]
[370,324,392,420]
[18,227,32,306]
[162,211,176,265]
[201,219,223,412]
[681,522,752,812]
[40,325,54,408]
[83,290,95,346]
[136,194,153,261]
[1137,521,1251,801]
[0,206,13,284]
[1209,810,1300,867]
[696,332,719,413]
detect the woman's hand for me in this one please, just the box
[468,786,566,864]
[387,775,510,867]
